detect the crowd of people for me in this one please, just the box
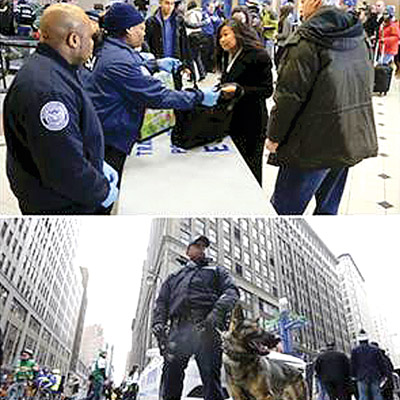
[313,331,399,400]
[1,0,399,216]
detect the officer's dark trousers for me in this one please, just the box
[160,322,224,400]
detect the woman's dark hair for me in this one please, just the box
[231,6,251,25]
[278,4,293,31]
[215,19,263,72]
[187,0,197,10]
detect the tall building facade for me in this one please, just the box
[80,324,105,367]
[0,218,83,373]
[69,267,89,372]
[129,218,351,370]
[336,254,374,345]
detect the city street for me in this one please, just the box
[1,74,399,215]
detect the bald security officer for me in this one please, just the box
[152,236,239,400]
[3,3,119,214]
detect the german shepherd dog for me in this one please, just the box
[222,305,307,400]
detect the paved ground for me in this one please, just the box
[1,70,399,215]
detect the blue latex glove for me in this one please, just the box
[200,87,220,107]
[157,57,182,73]
[103,161,119,187]
[140,52,156,62]
[101,180,119,208]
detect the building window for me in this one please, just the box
[180,229,191,245]
[244,269,252,282]
[0,222,8,239]
[223,219,230,235]
[240,219,248,231]
[243,251,250,266]
[209,228,217,243]
[223,237,230,253]
[194,219,206,236]
[11,299,27,323]
[255,275,262,287]
[234,227,240,242]
[209,247,218,260]
[223,256,232,269]
[255,259,261,272]
[0,253,5,269]
[235,263,243,276]
[6,230,13,246]
[0,284,9,309]
[234,245,241,260]
[243,235,249,248]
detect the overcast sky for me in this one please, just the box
[75,217,152,384]
[74,216,400,382]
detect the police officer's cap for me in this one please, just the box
[189,235,210,248]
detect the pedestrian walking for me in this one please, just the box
[351,331,388,400]
[275,4,295,68]
[3,3,119,215]
[87,351,107,400]
[371,343,395,400]
[216,19,273,185]
[265,0,378,215]
[184,1,207,80]
[315,342,352,400]
[377,7,400,66]
[151,235,239,400]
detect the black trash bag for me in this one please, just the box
[171,65,243,150]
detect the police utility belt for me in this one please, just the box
[171,311,208,328]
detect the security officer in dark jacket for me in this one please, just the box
[152,235,239,400]
[4,3,119,214]
[265,0,378,215]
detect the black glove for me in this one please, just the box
[205,309,225,331]
[152,323,167,356]
[152,323,165,338]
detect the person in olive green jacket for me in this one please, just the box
[265,0,378,215]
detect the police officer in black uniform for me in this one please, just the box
[3,3,119,214]
[152,235,239,400]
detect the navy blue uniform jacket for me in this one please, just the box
[4,43,109,214]
[152,258,239,327]
[83,38,202,155]
[351,343,388,381]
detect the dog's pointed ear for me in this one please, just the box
[229,304,245,331]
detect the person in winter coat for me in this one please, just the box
[216,19,273,185]
[351,331,388,400]
[265,0,378,215]
[315,342,352,400]
[371,342,395,400]
[83,2,220,207]
[145,0,191,63]
[184,1,207,80]
[152,235,239,400]
[275,4,295,68]
[0,0,15,35]
[377,7,400,65]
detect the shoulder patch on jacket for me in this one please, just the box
[40,101,69,131]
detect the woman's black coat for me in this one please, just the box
[221,47,273,183]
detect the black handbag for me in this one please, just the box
[171,66,244,150]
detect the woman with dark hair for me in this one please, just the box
[216,19,273,185]
[275,4,294,67]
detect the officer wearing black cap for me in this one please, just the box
[152,235,239,400]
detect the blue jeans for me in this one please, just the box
[357,380,383,400]
[271,166,349,215]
